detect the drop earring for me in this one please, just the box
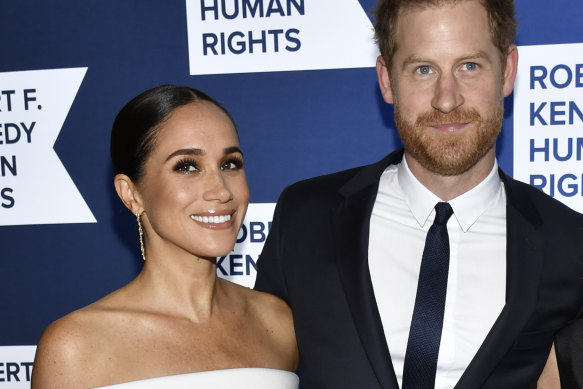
[136,211,146,261]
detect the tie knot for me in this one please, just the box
[434,202,453,225]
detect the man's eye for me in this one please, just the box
[462,62,478,71]
[417,66,432,75]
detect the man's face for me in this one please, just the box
[376,0,517,176]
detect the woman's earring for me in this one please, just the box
[136,212,146,261]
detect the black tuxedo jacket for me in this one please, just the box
[255,149,583,388]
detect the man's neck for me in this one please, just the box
[404,151,496,201]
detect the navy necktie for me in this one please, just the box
[402,202,454,389]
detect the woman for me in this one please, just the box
[31,85,298,388]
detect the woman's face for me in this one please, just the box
[137,101,249,260]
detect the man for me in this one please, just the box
[255,0,583,388]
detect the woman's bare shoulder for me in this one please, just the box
[31,290,137,388]
[217,280,298,369]
[248,288,293,319]
[221,280,293,322]
[244,287,298,370]
[32,306,107,388]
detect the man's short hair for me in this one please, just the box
[374,0,517,67]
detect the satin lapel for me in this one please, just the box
[456,172,545,388]
[332,151,404,389]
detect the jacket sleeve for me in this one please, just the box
[555,319,583,389]
[254,187,290,303]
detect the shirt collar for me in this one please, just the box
[397,156,502,231]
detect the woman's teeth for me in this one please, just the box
[190,214,231,223]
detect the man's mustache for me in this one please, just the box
[415,108,481,127]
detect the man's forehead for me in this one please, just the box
[390,0,496,66]
[397,0,481,18]
[394,0,489,40]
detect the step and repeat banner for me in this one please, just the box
[0,0,582,386]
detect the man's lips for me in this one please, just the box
[430,122,470,132]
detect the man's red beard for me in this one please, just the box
[394,102,504,176]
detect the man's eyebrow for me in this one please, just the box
[457,50,489,62]
[402,54,430,67]
[401,50,489,69]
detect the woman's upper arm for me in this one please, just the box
[537,343,561,389]
[31,318,88,389]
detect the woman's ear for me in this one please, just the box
[114,174,143,214]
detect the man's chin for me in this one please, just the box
[409,147,484,176]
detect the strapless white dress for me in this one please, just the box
[94,367,299,388]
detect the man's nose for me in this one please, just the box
[431,72,464,114]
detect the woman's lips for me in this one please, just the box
[190,211,235,229]
[190,214,232,223]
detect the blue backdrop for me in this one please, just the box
[0,0,582,368]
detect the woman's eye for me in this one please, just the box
[221,158,243,171]
[174,160,198,174]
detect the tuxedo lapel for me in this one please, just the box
[455,171,545,388]
[332,151,404,389]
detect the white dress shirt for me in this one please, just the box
[368,157,507,389]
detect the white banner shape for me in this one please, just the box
[0,345,35,388]
[218,202,275,288]
[513,43,583,213]
[186,0,379,75]
[0,68,96,226]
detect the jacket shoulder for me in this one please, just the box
[283,165,364,199]
[279,150,404,205]
[503,172,583,227]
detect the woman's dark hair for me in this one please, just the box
[110,84,236,182]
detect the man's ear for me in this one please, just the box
[502,44,518,97]
[114,174,143,214]
[376,55,395,104]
